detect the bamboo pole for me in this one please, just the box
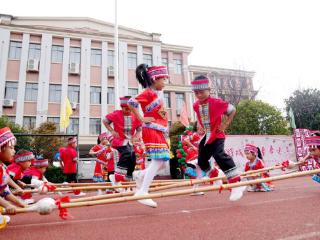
[61,168,320,208]
[3,169,319,214]
[68,163,298,202]
[26,180,180,188]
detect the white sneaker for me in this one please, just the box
[213,169,224,186]
[134,192,157,208]
[247,186,255,192]
[133,171,144,191]
[229,186,247,201]
[190,192,205,196]
[97,189,103,195]
[190,184,205,196]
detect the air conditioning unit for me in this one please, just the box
[108,66,114,77]
[176,109,181,116]
[71,102,77,110]
[3,99,14,108]
[69,63,80,75]
[27,59,39,72]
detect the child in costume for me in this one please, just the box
[133,140,146,171]
[128,63,170,208]
[191,75,246,201]
[89,132,113,183]
[299,135,320,183]
[0,127,27,226]
[7,150,35,204]
[103,96,142,182]
[244,144,273,192]
[22,156,54,193]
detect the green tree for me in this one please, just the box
[227,100,289,135]
[285,89,320,130]
[0,116,31,151]
[31,122,64,166]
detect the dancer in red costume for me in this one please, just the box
[128,63,170,208]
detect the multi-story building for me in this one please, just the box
[0,14,193,144]
[0,14,255,147]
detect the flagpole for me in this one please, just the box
[114,0,120,109]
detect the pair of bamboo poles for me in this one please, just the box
[3,162,319,215]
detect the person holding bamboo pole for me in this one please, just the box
[128,64,170,208]
[0,127,28,227]
[300,135,320,183]
[191,75,246,201]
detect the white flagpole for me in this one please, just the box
[114,0,120,109]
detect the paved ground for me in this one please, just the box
[2,176,319,240]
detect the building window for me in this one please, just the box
[49,84,62,103]
[162,58,168,69]
[25,83,38,101]
[28,43,41,60]
[8,41,22,60]
[90,118,101,135]
[175,93,184,111]
[51,45,64,63]
[67,118,79,134]
[69,47,81,64]
[91,49,102,66]
[174,59,182,74]
[107,50,114,67]
[23,116,36,130]
[90,86,101,104]
[5,82,18,100]
[107,87,115,104]
[128,88,138,97]
[143,54,152,66]
[47,117,60,132]
[168,120,172,128]
[164,92,171,108]
[128,52,137,69]
[68,85,80,103]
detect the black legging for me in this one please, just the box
[198,137,236,173]
[115,144,136,177]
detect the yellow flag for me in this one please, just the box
[60,97,73,129]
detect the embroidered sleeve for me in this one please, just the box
[103,117,112,125]
[225,103,235,115]
[128,97,139,109]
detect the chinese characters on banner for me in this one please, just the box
[292,128,311,160]
[224,135,296,173]
[292,128,320,171]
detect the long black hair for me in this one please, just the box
[257,147,263,160]
[136,63,153,88]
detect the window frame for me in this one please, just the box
[4,81,18,100]
[51,45,64,63]
[8,41,22,60]
[25,83,38,101]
